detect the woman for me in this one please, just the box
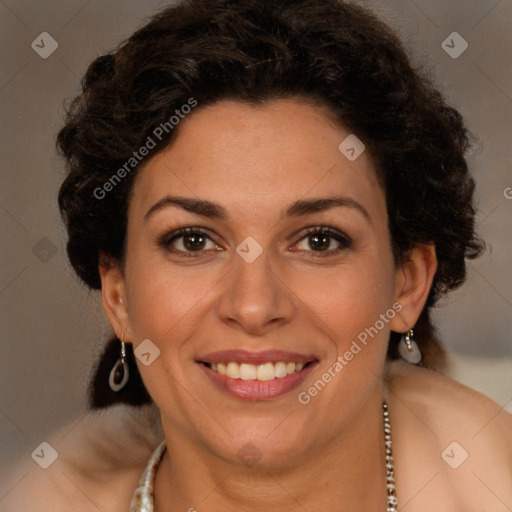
[5,0,511,511]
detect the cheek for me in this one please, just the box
[122,258,221,414]
[292,254,396,342]
[125,261,222,341]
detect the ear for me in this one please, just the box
[98,252,132,342]
[390,244,437,333]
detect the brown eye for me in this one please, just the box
[171,232,216,252]
[182,233,207,251]
[291,227,352,256]
[308,233,332,251]
[159,227,220,255]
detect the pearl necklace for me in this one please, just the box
[383,402,398,511]
[129,402,398,511]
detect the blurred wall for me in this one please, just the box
[1,0,511,483]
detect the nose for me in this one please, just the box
[214,249,296,336]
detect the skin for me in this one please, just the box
[100,99,436,511]
[4,99,511,512]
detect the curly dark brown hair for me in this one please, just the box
[57,0,483,407]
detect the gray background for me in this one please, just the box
[1,0,511,485]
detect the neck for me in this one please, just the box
[154,389,387,512]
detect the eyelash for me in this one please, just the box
[157,226,352,258]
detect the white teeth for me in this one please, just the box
[274,361,288,378]
[256,363,275,381]
[208,361,308,381]
[226,362,240,379]
[239,363,257,380]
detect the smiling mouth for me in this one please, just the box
[202,361,315,381]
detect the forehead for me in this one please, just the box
[130,99,385,222]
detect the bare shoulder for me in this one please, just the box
[2,404,163,512]
[385,360,512,512]
[386,359,512,440]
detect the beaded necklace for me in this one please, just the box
[129,402,398,511]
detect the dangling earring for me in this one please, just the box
[109,332,130,392]
[398,329,422,364]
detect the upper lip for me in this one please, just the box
[197,349,318,365]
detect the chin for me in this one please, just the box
[209,420,316,470]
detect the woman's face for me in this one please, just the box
[106,99,410,467]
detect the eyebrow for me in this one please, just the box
[143,195,370,223]
[144,196,228,222]
[285,196,370,221]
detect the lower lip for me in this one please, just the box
[199,362,317,401]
